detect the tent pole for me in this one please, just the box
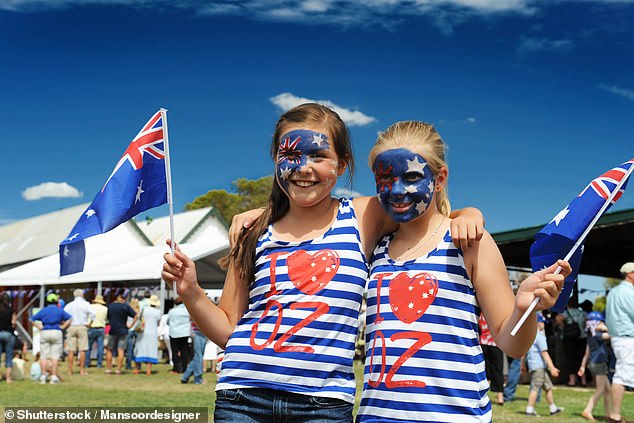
[160,278,166,315]
[97,280,102,296]
[39,285,45,308]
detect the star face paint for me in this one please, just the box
[373,148,435,223]
[276,129,338,199]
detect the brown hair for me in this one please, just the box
[368,121,451,216]
[220,103,354,284]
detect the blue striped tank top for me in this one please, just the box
[216,198,368,404]
[357,230,492,422]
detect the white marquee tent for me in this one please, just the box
[0,205,230,344]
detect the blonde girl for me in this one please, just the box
[356,121,570,422]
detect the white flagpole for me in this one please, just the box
[160,108,177,296]
[511,162,634,336]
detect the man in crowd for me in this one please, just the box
[606,262,634,423]
[63,289,95,376]
[105,294,137,375]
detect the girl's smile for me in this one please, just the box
[276,128,340,207]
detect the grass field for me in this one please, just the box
[1,360,633,422]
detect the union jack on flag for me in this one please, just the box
[530,158,633,312]
[60,110,169,276]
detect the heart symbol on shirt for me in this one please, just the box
[287,249,339,295]
[389,272,438,324]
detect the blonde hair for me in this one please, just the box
[129,298,140,312]
[368,121,451,216]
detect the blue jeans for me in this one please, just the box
[126,331,137,369]
[182,331,206,384]
[87,327,105,368]
[214,388,353,423]
[0,330,15,368]
[503,356,521,402]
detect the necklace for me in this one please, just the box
[393,216,446,261]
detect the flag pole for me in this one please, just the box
[510,163,634,336]
[160,108,177,296]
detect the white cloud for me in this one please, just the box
[270,92,376,127]
[599,83,634,101]
[22,182,83,201]
[0,1,556,29]
[2,1,630,35]
[517,36,575,56]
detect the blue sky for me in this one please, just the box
[1,0,633,276]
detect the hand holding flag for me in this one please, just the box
[511,158,633,336]
[60,110,171,276]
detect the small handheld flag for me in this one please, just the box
[60,110,170,276]
[511,158,633,335]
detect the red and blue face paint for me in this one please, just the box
[276,129,333,195]
[373,148,435,223]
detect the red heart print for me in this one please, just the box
[389,272,438,324]
[287,249,339,295]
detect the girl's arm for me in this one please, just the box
[352,196,484,258]
[449,207,485,250]
[229,198,485,258]
[464,231,570,358]
[162,240,249,349]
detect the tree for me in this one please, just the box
[603,277,621,290]
[185,176,273,224]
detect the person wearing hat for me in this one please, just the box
[578,311,612,421]
[30,293,72,384]
[87,294,108,369]
[132,294,162,375]
[605,262,634,423]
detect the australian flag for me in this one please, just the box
[530,158,633,312]
[60,110,169,276]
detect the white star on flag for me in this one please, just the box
[85,209,96,218]
[550,206,570,226]
[135,180,144,203]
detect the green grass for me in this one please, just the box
[1,359,633,422]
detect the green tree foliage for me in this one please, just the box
[604,277,621,289]
[593,296,607,312]
[185,176,273,224]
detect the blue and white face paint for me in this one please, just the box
[373,148,435,223]
[276,129,337,197]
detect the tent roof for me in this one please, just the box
[0,206,229,287]
[493,207,634,278]
[0,203,94,268]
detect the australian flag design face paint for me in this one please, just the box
[276,129,331,195]
[373,148,435,223]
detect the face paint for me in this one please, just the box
[276,129,333,196]
[373,148,435,223]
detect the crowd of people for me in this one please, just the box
[0,289,222,387]
[483,261,634,422]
